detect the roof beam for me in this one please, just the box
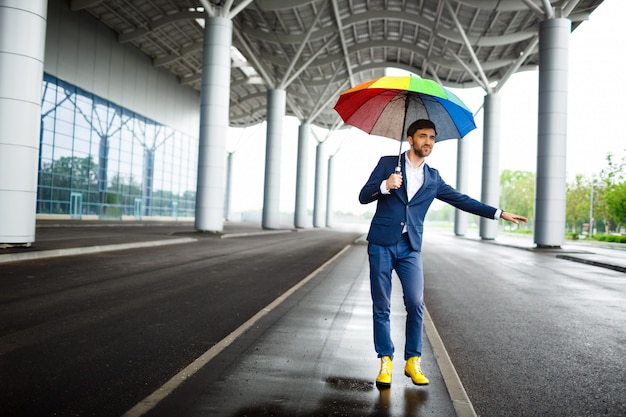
[228,0,255,19]
[520,0,546,19]
[118,11,204,43]
[70,0,105,11]
[180,73,202,85]
[279,0,329,89]
[283,34,339,88]
[286,95,305,121]
[443,0,492,93]
[306,65,345,124]
[233,29,276,89]
[540,0,555,19]
[198,0,216,17]
[562,0,582,18]
[448,49,488,90]
[331,0,355,87]
[494,36,539,93]
[240,10,534,47]
[153,41,203,67]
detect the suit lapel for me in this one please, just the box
[398,153,408,203]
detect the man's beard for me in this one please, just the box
[412,146,432,158]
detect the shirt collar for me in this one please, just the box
[404,151,425,171]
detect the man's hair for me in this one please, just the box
[407,119,437,137]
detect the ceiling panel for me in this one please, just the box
[72,0,604,129]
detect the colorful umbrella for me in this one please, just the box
[333,75,476,142]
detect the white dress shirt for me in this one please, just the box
[379,151,424,197]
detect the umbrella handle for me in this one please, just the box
[391,165,401,192]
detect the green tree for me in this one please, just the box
[597,153,626,233]
[604,182,626,232]
[566,175,591,234]
[500,169,534,228]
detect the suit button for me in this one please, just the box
[400,222,405,226]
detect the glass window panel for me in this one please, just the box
[41,128,55,147]
[40,143,54,163]
[74,123,91,140]
[53,132,73,152]
[55,102,76,123]
[38,73,200,219]
[42,117,56,134]
[55,118,75,138]
[53,147,73,160]
[74,115,91,132]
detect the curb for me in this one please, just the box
[0,237,197,264]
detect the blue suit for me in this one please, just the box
[359,154,498,251]
[359,153,498,360]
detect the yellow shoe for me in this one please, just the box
[376,356,392,387]
[404,356,429,385]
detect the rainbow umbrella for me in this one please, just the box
[333,75,476,143]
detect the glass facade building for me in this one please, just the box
[37,74,198,220]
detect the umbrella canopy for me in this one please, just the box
[334,75,476,142]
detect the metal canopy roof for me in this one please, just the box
[70,0,604,130]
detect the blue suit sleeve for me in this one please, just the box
[436,178,498,219]
[359,157,390,204]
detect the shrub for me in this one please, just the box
[592,233,626,244]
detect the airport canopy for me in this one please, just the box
[71,0,604,130]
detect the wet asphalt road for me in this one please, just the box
[1,223,625,417]
[422,232,626,417]
[0,227,362,417]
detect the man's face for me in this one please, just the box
[408,128,436,157]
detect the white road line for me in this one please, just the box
[0,238,197,264]
[121,244,353,417]
[424,307,478,417]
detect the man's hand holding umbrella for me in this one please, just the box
[385,171,403,191]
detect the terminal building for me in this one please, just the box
[0,0,605,247]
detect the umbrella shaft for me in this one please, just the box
[396,138,403,172]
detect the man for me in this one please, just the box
[359,119,528,388]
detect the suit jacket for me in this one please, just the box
[359,154,498,251]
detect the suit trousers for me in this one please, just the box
[368,233,424,361]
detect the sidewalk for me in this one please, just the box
[461,231,626,273]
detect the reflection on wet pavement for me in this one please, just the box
[231,376,430,417]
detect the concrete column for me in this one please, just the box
[534,18,570,248]
[0,0,47,245]
[262,89,286,229]
[294,123,310,228]
[454,136,469,236]
[312,142,325,228]
[325,155,334,228]
[195,17,232,232]
[224,152,233,221]
[479,93,501,240]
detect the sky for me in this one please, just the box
[226,0,626,218]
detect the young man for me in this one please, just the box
[359,119,527,388]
